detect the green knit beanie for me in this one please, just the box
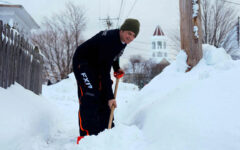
[120,18,140,37]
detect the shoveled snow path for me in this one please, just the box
[41,77,147,150]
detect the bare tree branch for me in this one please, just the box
[169,0,238,58]
[31,1,86,83]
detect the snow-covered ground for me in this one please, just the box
[1,44,240,150]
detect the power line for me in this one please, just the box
[125,0,139,18]
[224,0,240,5]
[98,0,102,29]
[116,0,124,28]
[98,0,101,19]
[122,0,127,18]
[107,0,110,16]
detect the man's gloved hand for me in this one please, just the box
[114,69,125,79]
[108,99,117,109]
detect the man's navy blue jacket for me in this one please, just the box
[73,29,126,101]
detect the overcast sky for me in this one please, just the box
[3,0,179,37]
[2,0,240,64]
[2,0,180,59]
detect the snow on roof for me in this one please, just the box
[153,25,165,36]
[0,3,39,29]
[0,1,13,5]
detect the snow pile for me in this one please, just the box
[73,124,146,150]
[0,84,59,150]
[42,74,78,103]
[1,44,240,150]
[203,44,232,65]
[125,44,240,150]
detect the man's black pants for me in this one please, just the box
[73,62,114,136]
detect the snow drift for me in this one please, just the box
[123,44,240,150]
[1,44,240,150]
[0,84,58,149]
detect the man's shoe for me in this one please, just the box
[77,136,84,144]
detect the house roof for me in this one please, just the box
[0,1,12,5]
[153,25,164,36]
[0,4,39,29]
[159,57,170,64]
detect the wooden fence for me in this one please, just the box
[0,20,43,95]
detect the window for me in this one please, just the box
[153,53,155,57]
[152,42,156,49]
[158,52,162,57]
[164,42,166,49]
[164,53,168,57]
[157,41,162,49]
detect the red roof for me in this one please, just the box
[153,25,164,36]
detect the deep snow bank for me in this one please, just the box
[0,84,59,149]
[1,44,240,150]
[126,44,240,150]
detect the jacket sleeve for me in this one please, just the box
[112,58,120,72]
[100,61,115,101]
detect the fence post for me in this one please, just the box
[34,46,40,94]
[2,25,7,88]
[38,50,43,94]
[21,38,27,88]
[6,25,11,87]
[28,46,33,92]
[35,47,39,94]
[25,43,31,90]
[31,46,37,93]
[16,35,21,85]
[0,21,3,87]
[238,16,240,48]
[9,28,14,85]
[18,37,23,86]
[13,32,18,83]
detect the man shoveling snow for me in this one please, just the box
[72,18,140,144]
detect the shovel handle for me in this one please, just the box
[108,78,120,129]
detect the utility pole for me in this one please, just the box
[179,0,203,71]
[99,16,119,30]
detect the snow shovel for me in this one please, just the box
[108,78,120,129]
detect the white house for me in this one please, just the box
[151,25,170,64]
[0,2,39,38]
